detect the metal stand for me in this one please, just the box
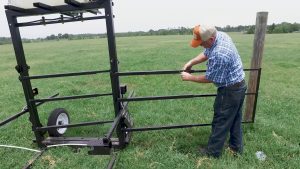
[3,0,262,168]
[4,0,132,155]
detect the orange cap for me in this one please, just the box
[190,25,217,48]
[190,25,202,48]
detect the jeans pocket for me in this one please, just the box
[221,90,239,111]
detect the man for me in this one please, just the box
[181,25,247,158]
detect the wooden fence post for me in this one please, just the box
[244,12,268,122]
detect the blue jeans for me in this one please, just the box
[206,82,247,157]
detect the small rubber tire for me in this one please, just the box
[123,113,133,144]
[47,108,70,137]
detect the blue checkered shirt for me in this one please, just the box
[204,32,245,87]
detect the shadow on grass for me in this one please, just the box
[174,128,211,154]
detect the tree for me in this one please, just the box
[268,23,276,33]
[246,26,255,34]
[46,34,56,40]
[61,33,69,39]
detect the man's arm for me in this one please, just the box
[181,73,212,83]
[182,53,208,72]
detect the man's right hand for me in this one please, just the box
[182,53,208,72]
[182,62,192,72]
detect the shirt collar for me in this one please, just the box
[208,31,219,49]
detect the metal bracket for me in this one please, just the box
[15,64,30,73]
[120,85,127,95]
[32,88,39,96]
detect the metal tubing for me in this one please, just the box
[65,0,101,15]
[116,70,206,76]
[22,150,45,169]
[104,0,126,146]
[103,112,123,143]
[105,0,121,118]
[0,108,30,127]
[33,2,56,10]
[4,0,107,17]
[0,93,59,127]
[244,68,260,71]
[119,93,256,102]
[21,70,110,80]
[119,94,216,102]
[124,123,212,132]
[4,5,25,12]
[16,15,106,27]
[106,153,117,169]
[35,120,114,131]
[6,11,44,146]
[116,68,259,77]
[31,93,112,103]
[251,68,262,122]
[65,0,82,7]
[120,91,133,108]
[124,121,254,132]
[103,92,132,143]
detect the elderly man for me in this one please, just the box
[181,25,247,158]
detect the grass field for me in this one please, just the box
[0,33,299,169]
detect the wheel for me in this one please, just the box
[47,108,70,137]
[123,112,133,144]
[123,123,132,144]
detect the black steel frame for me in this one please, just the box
[4,0,132,156]
[116,68,261,132]
[2,0,262,165]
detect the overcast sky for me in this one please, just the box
[0,0,299,38]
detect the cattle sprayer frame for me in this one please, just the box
[2,0,267,168]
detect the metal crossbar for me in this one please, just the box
[17,15,107,27]
[118,93,256,102]
[35,120,114,132]
[21,70,110,80]
[31,93,112,103]
[5,0,107,17]
[123,121,254,132]
[115,68,259,76]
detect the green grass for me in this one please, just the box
[0,33,300,169]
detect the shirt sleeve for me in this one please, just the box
[205,56,227,83]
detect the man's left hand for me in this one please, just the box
[181,72,193,81]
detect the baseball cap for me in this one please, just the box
[190,25,217,48]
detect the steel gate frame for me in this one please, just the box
[2,0,262,168]
[3,0,131,159]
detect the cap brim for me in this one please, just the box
[190,39,202,48]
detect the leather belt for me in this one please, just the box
[227,80,245,88]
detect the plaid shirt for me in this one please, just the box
[204,32,245,87]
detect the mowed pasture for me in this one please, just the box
[0,33,299,169]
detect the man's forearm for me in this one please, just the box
[181,71,212,83]
[187,53,208,67]
[189,75,212,83]
[193,53,208,65]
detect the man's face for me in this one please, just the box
[201,36,215,48]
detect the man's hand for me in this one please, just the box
[182,62,192,72]
[182,53,208,72]
[181,72,193,81]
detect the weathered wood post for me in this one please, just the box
[244,12,268,122]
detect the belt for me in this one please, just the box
[227,80,245,88]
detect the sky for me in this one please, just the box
[0,0,299,38]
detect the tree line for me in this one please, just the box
[1,22,299,45]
